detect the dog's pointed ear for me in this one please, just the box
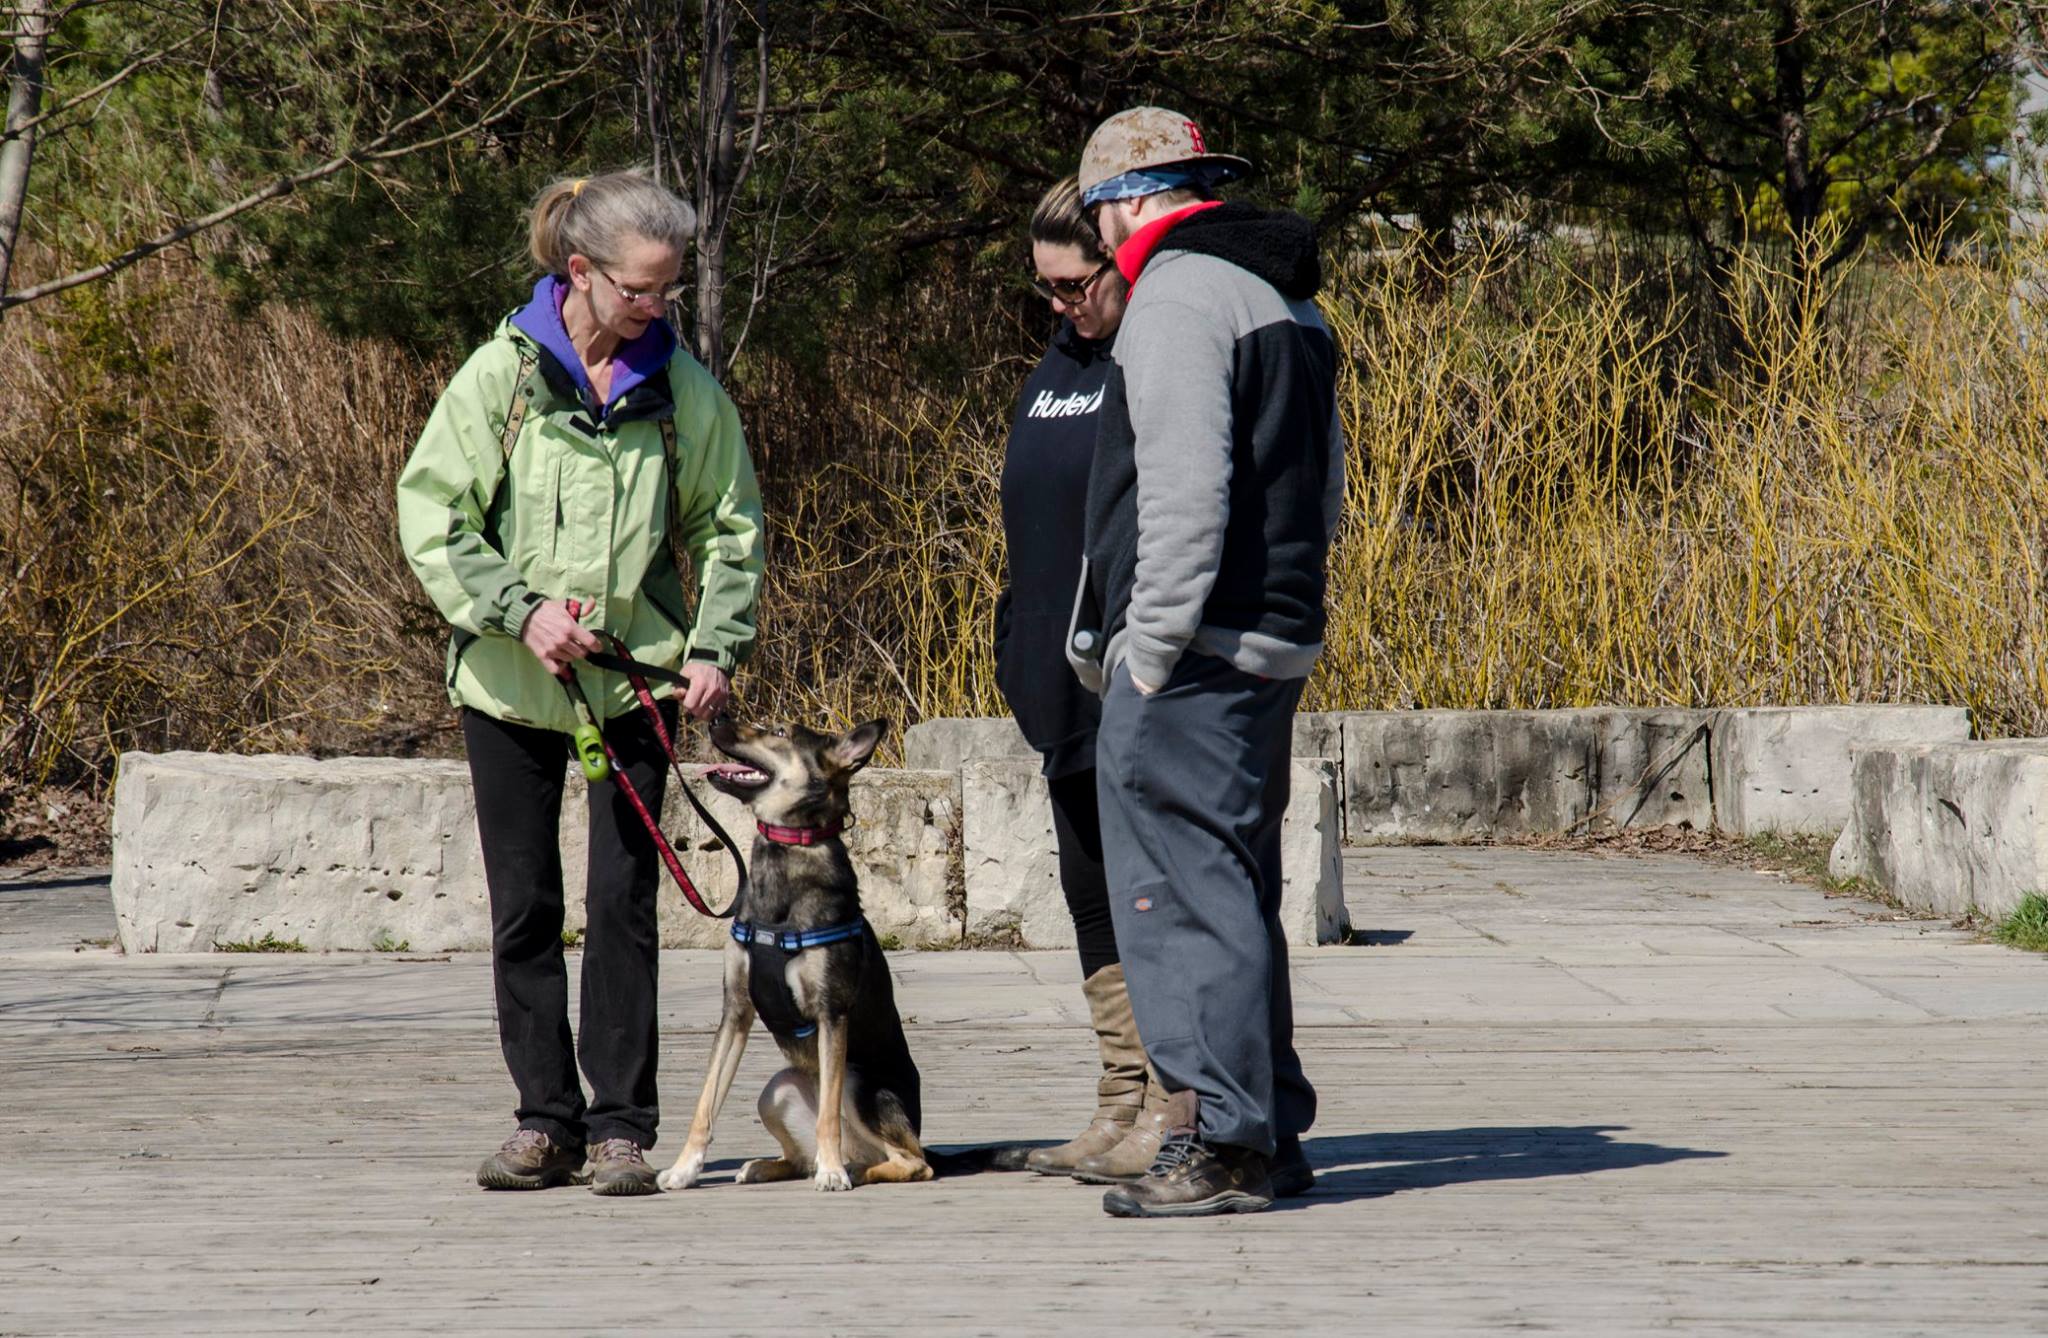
[827,718,888,773]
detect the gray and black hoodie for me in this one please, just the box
[1067,202,1346,694]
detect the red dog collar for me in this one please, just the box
[757,819,844,846]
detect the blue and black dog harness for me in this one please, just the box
[731,916,867,1041]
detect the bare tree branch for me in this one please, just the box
[0,22,595,313]
[0,28,202,145]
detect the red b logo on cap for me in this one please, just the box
[1185,120,1206,154]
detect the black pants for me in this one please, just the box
[1046,767,1119,979]
[462,702,675,1150]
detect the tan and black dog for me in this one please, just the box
[657,715,933,1192]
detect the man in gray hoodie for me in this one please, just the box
[1065,107,1346,1218]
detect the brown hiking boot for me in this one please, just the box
[586,1138,660,1196]
[1027,964,1145,1175]
[1101,1092,1274,1218]
[476,1128,584,1191]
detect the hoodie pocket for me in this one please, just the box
[1063,556,1106,695]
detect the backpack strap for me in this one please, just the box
[477,350,538,550]
[658,405,685,579]
[499,351,539,461]
[490,347,689,621]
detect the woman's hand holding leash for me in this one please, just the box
[522,599,601,677]
[678,664,729,719]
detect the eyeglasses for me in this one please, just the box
[1031,259,1114,305]
[598,267,686,309]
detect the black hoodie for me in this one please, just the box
[1069,204,1346,694]
[995,319,1113,776]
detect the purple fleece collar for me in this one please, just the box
[509,275,677,418]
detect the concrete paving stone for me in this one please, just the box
[0,867,117,949]
[1813,965,2048,1021]
[5,852,2047,1336]
[1555,962,1941,1020]
[0,964,226,1031]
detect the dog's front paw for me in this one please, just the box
[812,1163,854,1192]
[657,1148,706,1191]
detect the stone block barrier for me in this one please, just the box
[960,755,1347,948]
[112,705,1979,953]
[111,753,485,955]
[1341,708,1715,842]
[1336,705,1968,842]
[560,765,962,950]
[902,716,1034,773]
[111,751,959,954]
[910,706,1968,846]
[1710,706,1971,836]
[1830,741,2048,922]
[905,711,1349,833]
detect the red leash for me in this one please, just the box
[563,603,745,919]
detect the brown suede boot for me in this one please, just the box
[1027,963,1147,1174]
[1069,1063,1172,1184]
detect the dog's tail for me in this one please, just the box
[923,1143,1041,1177]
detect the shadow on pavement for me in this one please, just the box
[0,871,108,892]
[1284,1125,1726,1207]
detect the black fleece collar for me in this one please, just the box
[1161,203,1323,301]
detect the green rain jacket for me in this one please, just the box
[396,318,764,734]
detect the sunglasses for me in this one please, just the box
[1031,259,1114,305]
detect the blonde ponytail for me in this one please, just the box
[527,168,697,278]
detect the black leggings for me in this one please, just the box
[462,702,676,1149]
[1047,767,1119,979]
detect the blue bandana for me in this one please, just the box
[1080,167,1202,206]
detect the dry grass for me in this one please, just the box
[0,258,456,809]
[3,233,2045,830]
[1311,237,2048,733]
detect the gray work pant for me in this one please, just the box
[1094,653,1317,1157]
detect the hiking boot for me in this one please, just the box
[1101,1092,1274,1218]
[1270,1133,1315,1199]
[586,1138,660,1196]
[476,1128,584,1191]
[1027,964,1145,1175]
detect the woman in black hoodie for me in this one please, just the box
[995,178,1167,1184]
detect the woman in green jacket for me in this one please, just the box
[397,169,764,1197]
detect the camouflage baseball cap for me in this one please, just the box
[1077,106,1253,204]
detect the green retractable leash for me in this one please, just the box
[555,600,611,782]
[548,599,747,919]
